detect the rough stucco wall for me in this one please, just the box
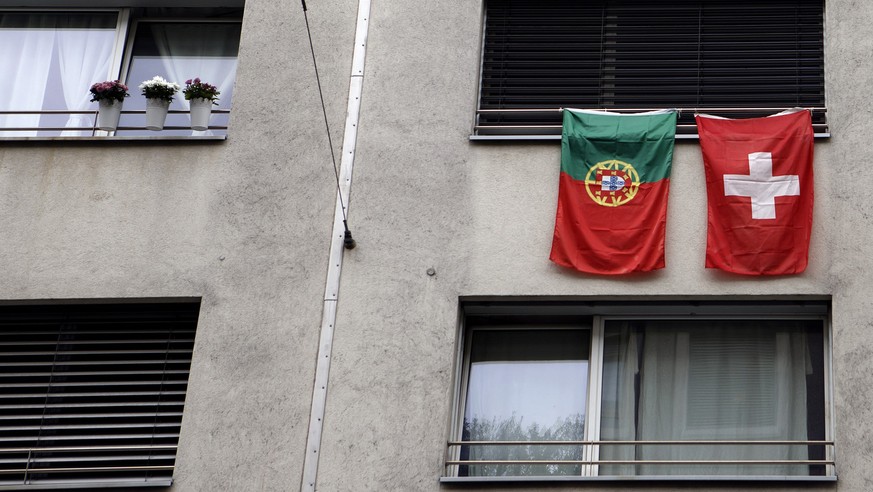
[820,2,873,491]
[167,0,359,488]
[0,0,868,490]
[0,0,356,490]
[318,0,860,491]
[314,0,481,489]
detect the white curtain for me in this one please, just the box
[598,326,639,476]
[0,16,55,136]
[57,19,115,136]
[148,23,239,135]
[600,321,812,477]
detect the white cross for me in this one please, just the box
[723,152,800,220]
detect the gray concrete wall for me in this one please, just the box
[0,0,355,490]
[1,0,871,491]
[316,0,869,491]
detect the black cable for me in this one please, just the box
[302,0,356,249]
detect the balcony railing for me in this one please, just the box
[443,439,836,480]
[0,109,230,138]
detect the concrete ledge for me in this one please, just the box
[440,475,838,484]
[0,136,227,143]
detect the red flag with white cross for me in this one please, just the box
[696,110,814,275]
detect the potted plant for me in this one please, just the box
[140,76,180,131]
[183,78,220,131]
[89,80,129,131]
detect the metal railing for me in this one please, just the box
[0,109,230,136]
[445,439,835,477]
[472,106,830,140]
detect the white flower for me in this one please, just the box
[139,75,180,91]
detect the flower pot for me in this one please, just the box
[189,98,213,131]
[96,99,123,131]
[145,98,171,131]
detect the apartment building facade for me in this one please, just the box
[0,0,869,490]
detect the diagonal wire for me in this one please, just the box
[301,0,355,248]
[301,0,347,223]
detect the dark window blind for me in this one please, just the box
[0,302,199,489]
[475,0,826,138]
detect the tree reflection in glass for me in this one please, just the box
[461,329,589,476]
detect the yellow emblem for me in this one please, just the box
[584,159,640,207]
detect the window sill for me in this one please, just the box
[469,133,832,142]
[0,109,231,141]
[0,135,226,142]
[0,479,172,490]
[441,475,837,484]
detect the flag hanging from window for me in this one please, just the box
[696,109,814,275]
[550,109,677,274]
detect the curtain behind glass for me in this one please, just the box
[0,13,116,137]
[123,22,240,135]
[0,14,55,136]
[57,17,115,135]
[598,323,639,475]
[462,329,588,476]
[600,320,820,477]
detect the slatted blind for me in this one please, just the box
[0,302,199,489]
[475,0,826,138]
[686,331,777,430]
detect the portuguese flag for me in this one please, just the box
[550,109,677,274]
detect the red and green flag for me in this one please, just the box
[550,109,677,274]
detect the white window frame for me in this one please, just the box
[445,301,835,482]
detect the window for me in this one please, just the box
[0,6,242,137]
[474,0,826,139]
[0,301,200,489]
[444,300,834,481]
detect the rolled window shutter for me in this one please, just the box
[0,302,198,489]
[475,0,826,138]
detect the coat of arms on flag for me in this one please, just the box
[696,109,814,275]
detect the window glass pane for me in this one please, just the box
[600,319,825,476]
[120,21,241,136]
[462,329,589,476]
[0,12,117,136]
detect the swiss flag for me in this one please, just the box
[696,110,814,275]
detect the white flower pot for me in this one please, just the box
[96,99,123,131]
[189,98,213,131]
[145,98,171,131]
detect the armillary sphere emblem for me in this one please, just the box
[584,159,640,207]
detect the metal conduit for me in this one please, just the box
[300,0,371,490]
